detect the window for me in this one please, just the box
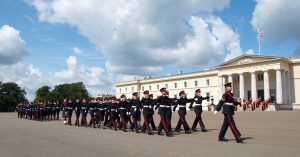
[258,74,264,81]
[194,80,198,87]
[174,83,177,89]
[206,79,210,86]
[125,88,127,92]
[174,94,177,99]
[165,84,168,89]
[131,87,134,92]
[119,88,121,93]
[206,92,210,102]
[149,85,152,91]
[142,86,144,91]
[184,82,187,88]
[157,84,160,90]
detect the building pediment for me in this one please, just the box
[217,54,286,68]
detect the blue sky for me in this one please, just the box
[0,0,299,100]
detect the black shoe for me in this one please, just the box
[157,131,163,135]
[218,138,228,142]
[201,129,207,132]
[153,127,157,131]
[166,132,173,137]
[148,132,154,135]
[236,138,244,143]
[175,129,180,133]
[185,130,192,134]
[192,128,197,132]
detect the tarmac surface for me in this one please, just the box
[1,111,300,157]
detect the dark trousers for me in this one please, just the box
[218,114,241,140]
[175,110,190,131]
[192,113,205,129]
[158,110,169,133]
[81,112,88,127]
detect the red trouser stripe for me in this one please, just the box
[160,114,168,133]
[226,114,241,140]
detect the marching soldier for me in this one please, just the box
[81,97,89,127]
[189,89,209,132]
[129,92,141,133]
[110,97,119,130]
[215,82,243,143]
[74,98,81,127]
[62,99,68,124]
[67,98,74,126]
[119,95,129,132]
[155,88,173,137]
[89,98,97,128]
[173,90,192,134]
[140,90,154,135]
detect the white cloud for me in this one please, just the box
[26,0,246,75]
[252,0,300,56]
[0,25,27,64]
[0,56,109,101]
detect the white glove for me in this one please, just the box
[214,110,218,114]
[134,108,137,112]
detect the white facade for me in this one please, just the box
[115,55,300,110]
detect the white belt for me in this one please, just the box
[82,107,87,109]
[131,106,136,108]
[179,105,186,108]
[225,103,233,106]
[160,105,166,107]
[120,108,126,110]
[90,108,95,110]
[143,106,150,108]
[111,109,115,111]
[195,104,202,106]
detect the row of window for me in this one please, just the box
[119,79,211,93]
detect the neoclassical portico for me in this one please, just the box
[217,55,292,107]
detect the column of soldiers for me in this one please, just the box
[16,101,61,121]
[15,83,245,143]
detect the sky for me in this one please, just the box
[0,0,300,101]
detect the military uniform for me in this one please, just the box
[80,98,89,127]
[89,98,97,128]
[215,83,243,143]
[141,91,154,135]
[189,89,209,132]
[173,91,192,134]
[129,92,141,133]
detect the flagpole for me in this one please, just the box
[257,27,261,55]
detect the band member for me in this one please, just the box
[141,90,154,135]
[129,92,141,133]
[215,82,243,143]
[155,88,173,137]
[189,89,209,132]
[173,90,192,134]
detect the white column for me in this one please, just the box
[286,71,291,104]
[218,75,223,100]
[264,70,270,100]
[251,72,257,100]
[239,73,245,99]
[228,75,233,92]
[282,70,287,104]
[276,69,283,104]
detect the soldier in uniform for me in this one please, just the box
[81,97,89,127]
[129,92,141,133]
[119,94,128,132]
[189,89,209,132]
[173,90,192,134]
[89,98,97,128]
[62,99,68,124]
[67,98,74,126]
[141,90,154,135]
[215,82,243,143]
[74,98,81,127]
[155,88,173,137]
[148,94,157,131]
[109,97,119,130]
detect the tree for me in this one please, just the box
[34,82,89,103]
[0,82,27,112]
[34,86,51,102]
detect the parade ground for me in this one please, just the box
[1,111,300,157]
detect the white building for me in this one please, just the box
[115,54,300,111]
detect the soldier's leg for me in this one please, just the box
[198,113,206,131]
[180,113,190,132]
[226,114,242,141]
[218,115,229,140]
